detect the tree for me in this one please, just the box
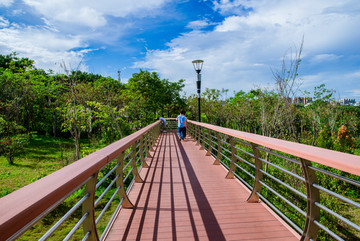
[57,63,88,160]
[0,116,29,165]
[124,70,185,127]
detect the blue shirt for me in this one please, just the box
[177,114,187,128]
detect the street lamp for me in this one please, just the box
[192,60,204,122]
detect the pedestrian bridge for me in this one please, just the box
[1,120,360,241]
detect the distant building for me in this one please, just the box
[339,99,356,105]
[294,97,312,105]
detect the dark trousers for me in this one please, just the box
[178,127,186,139]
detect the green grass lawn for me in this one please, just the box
[0,135,106,197]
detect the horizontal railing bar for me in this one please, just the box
[259,181,307,217]
[234,154,255,168]
[234,172,253,190]
[123,157,134,171]
[234,137,252,146]
[96,163,119,189]
[82,231,90,241]
[260,169,307,200]
[308,166,360,188]
[222,147,232,155]
[256,147,301,165]
[136,156,141,164]
[219,138,229,145]
[210,139,218,146]
[313,220,344,241]
[95,174,120,207]
[64,212,89,241]
[96,186,121,224]
[123,167,134,183]
[260,158,305,182]
[257,192,303,234]
[234,146,255,158]
[314,202,360,232]
[124,151,132,162]
[203,139,210,145]
[39,193,90,241]
[234,163,255,179]
[312,184,360,209]
[219,151,231,162]
[210,134,217,139]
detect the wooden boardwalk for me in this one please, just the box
[105,132,300,241]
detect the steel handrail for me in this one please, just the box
[188,120,360,176]
[0,120,161,241]
[186,120,360,240]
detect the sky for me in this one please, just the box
[0,0,359,99]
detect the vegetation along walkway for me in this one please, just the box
[104,132,300,240]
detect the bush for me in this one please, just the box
[316,125,333,149]
[333,125,355,154]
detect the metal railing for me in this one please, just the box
[186,120,360,241]
[1,118,360,241]
[0,121,161,241]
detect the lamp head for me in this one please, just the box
[192,60,204,74]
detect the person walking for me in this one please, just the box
[177,110,187,141]
[158,117,167,133]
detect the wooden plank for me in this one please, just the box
[105,132,300,241]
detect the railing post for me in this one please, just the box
[195,125,200,145]
[145,131,152,158]
[150,126,156,152]
[82,173,99,240]
[214,132,221,165]
[225,136,236,179]
[140,135,149,168]
[131,141,144,183]
[199,126,204,150]
[247,143,263,203]
[116,151,134,209]
[206,129,212,156]
[189,123,196,142]
[300,159,320,241]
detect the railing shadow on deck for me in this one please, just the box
[0,118,359,241]
[120,132,226,241]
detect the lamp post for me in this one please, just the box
[192,60,204,122]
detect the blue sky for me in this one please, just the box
[0,0,359,99]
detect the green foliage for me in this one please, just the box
[316,125,333,149]
[0,54,186,161]
[124,70,185,126]
[313,83,335,103]
[0,117,30,164]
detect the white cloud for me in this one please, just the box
[0,16,10,27]
[346,89,360,98]
[23,0,169,28]
[186,19,214,30]
[138,0,360,96]
[0,24,89,72]
[212,0,252,16]
[310,54,343,63]
[0,0,13,7]
[301,70,360,99]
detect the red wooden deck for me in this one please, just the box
[105,132,300,241]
